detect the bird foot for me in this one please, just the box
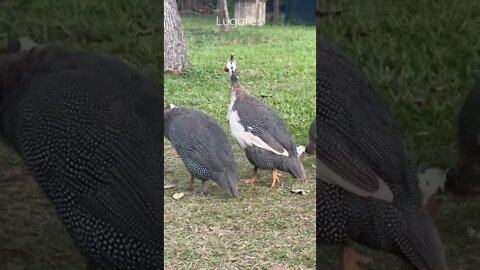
[342,246,373,270]
[241,176,258,184]
[270,170,282,188]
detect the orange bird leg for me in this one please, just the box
[270,170,282,188]
[341,245,372,270]
[241,166,258,184]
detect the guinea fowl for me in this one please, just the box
[454,79,480,194]
[164,105,238,197]
[0,38,163,269]
[223,55,306,188]
[316,37,448,270]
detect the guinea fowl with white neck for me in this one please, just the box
[224,55,306,188]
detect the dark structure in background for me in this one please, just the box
[284,0,315,25]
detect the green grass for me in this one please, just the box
[164,15,316,269]
[318,0,480,269]
[0,1,163,269]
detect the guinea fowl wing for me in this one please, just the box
[233,94,297,155]
[317,38,416,202]
[168,114,225,173]
[77,135,163,250]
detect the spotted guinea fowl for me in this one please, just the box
[164,104,238,197]
[0,38,163,269]
[223,55,306,188]
[316,37,448,270]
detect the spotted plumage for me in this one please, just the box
[0,40,163,269]
[164,105,238,197]
[316,37,448,269]
[224,55,306,187]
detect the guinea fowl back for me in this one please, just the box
[233,93,298,156]
[317,37,447,270]
[164,107,232,170]
[164,106,238,196]
[0,43,163,269]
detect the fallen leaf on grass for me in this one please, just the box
[298,215,310,221]
[164,183,175,189]
[173,192,185,200]
[208,226,220,232]
[269,265,287,270]
[290,189,309,195]
[194,226,211,234]
[194,225,232,236]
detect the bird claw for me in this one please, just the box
[241,177,257,184]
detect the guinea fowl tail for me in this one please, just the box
[400,207,448,270]
[289,155,306,179]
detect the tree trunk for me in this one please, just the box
[217,0,230,32]
[255,0,260,22]
[164,0,189,74]
[272,0,280,24]
[234,0,266,26]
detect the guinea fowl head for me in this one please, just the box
[218,173,238,198]
[0,37,37,141]
[0,36,37,54]
[163,104,178,137]
[224,54,237,82]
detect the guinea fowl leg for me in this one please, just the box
[270,170,282,188]
[201,180,208,195]
[241,166,258,184]
[188,175,195,191]
[341,245,372,270]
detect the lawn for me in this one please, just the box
[318,0,480,269]
[164,15,316,269]
[0,0,163,269]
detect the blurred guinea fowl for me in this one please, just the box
[0,38,163,269]
[164,104,238,197]
[223,55,306,188]
[454,79,480,194]
[316,37,448,270]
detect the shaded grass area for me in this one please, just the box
[318,0,480,269]
[0,1,163,269]
[164,15,316,269]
